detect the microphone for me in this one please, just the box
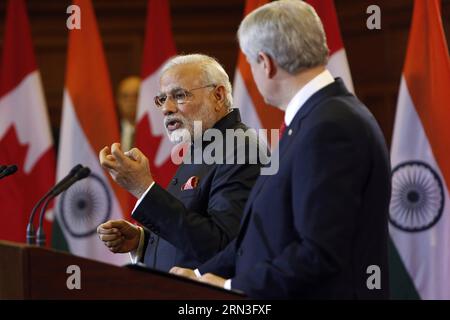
[0,165,18,180]
[26,164,83,245]
[36,166,91,246]
[49,166,91,197]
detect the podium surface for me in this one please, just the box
[0,241,243,300]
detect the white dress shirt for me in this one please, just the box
[284,69,335,126]
[129,181,155,262]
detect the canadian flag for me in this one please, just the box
[0,0,56,244]
[234,0,354,133]
[307,0,354,93]
[135,0,178,188]
[233,0,284,133]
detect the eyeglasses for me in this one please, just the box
[154,84,216,108]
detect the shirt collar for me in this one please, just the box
[284,69,335,126]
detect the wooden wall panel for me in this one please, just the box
[0,0,449,148]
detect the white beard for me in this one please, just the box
[168,127,192,144]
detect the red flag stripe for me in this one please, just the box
[307,0,344,56]
[135,0,178,188]
[237,0,284,131]
[141,0,176,79]
[0,0,37,98]
[0,0,56,244]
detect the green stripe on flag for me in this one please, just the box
[388,237,420,300]
[52,217,69,253]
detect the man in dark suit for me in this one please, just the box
[97,54,265,271]
[171,1,391,299]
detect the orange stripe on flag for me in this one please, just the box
[403,0,450,189]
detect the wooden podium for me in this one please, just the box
[0,241,244,300]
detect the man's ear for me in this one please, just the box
[213,85,226,110]
[258,52,277,79]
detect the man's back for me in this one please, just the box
[202,79,391,299]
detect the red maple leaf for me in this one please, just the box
[0,125,56,245]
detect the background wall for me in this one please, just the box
[0,0,449,147]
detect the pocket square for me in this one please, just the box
[181,176,199,190]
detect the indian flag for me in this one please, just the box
[389,0,450,299]
[53,0,129,265]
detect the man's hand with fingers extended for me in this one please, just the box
[99,142,153,198]
[97,219,141,253]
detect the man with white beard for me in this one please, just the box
[97,54,265,271]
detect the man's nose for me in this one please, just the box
[162,98,178,116]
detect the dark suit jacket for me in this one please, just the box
[132,109,265,272]
[198,79,391,299]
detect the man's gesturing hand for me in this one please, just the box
[99,143,153,198]
[97,219,141,253]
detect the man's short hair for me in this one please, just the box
[238,0,329,75]
[161,54,233,109]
